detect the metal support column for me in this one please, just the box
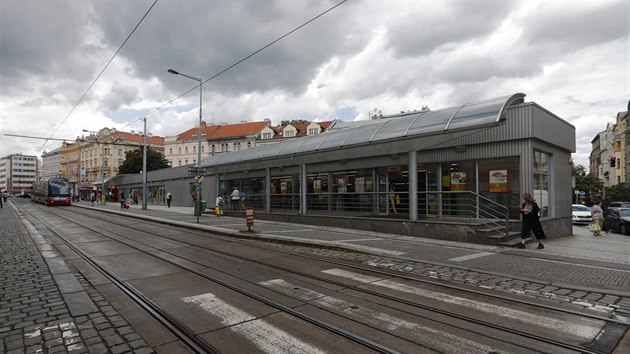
[409,151,418,221]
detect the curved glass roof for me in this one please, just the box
[201,93,525,167]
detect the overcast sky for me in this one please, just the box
[0,0,627,168]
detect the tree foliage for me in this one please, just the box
[118,147,170,175]
[280,119,309,126]
[604,184,630,205]
[572,164,603,204]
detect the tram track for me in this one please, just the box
[65,204,627,326]
[20,203,626,353]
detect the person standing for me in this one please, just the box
[89,190,96,206]
[120,192,126,210]
[215,194,224,217]
[166,192,173,208]
[230,187,240,210]
[590,201,604,236]
[388,183,398,214]
[516,192,546,249]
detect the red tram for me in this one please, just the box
[31,178,72,206]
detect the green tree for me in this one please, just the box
[572,164,603,204]
[118,147,170,175]
[280,119,309,126]
[604,184,630,205]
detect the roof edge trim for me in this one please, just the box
[497,93,526,122]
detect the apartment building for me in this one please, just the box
[165,120,270,167]
[0,154,38,195]
[57,128,165,187]
[41,147,63,180]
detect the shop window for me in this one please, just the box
[478,157,520,218]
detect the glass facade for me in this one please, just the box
[219,155,527,220]
[533,151,551,217]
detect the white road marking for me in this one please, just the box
[324,268,602,339]
[260,279,496,354]
[182,293,326,354]
[449,252,494,262]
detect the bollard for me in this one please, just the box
[246,208,254,231]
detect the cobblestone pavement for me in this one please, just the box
[0,203,154,354]
[265,242,630,322]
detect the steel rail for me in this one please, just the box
[39,205,616,354]
[67,203,628,326]
[18,207,220,354]
[22,204,404,354]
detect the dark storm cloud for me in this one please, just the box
[91,1,366,97]
[0,2,100,95]
[385,1,517,57]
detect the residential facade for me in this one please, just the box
[57,128,164,191]
[0,154,38,195]
[258,121,334,146]
[41,147,63,180]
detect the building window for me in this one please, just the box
[193,146,196,154]
[533,151,551,217]
[284,130,294,138]
[178,160,182,166]
[308,128,318,135]
[169,148,173,155]
[185,147,188,154]
[185,159,189,165]
[247,142,252,148]
[212,144,215,153]
[118,149,123,156]
[178,147,181,155]
[263,132,272,139]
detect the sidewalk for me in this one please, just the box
[0,201,154,353]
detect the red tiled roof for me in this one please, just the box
[210,121,270,140]
[177,125,220,141]
[112,131,164,145]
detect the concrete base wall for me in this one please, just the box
[223,210,573,245]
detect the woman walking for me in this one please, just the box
[516,192,546,249]
[590,201,604,236]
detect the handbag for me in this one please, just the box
[589,223,601,232]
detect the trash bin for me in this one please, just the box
[200,200,207,212]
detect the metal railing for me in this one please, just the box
[419,191,510,238]
[228,190,510,237]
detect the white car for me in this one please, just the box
[572,204,592,225]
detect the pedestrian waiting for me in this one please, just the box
[230,187,240,210]
[516,192,546,249]
[215,194,225,217]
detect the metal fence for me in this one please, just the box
[231,190,510,236]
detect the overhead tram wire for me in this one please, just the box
[42,0,159,150]
[126,0,349,129]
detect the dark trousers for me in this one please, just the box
[521,217,547,240]
[167,199,171,207]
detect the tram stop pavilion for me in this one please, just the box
[110,93,576,245]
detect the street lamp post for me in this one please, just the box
[168,68,203,222]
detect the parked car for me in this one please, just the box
[607,201,630,208]
[603,207,630,235]
[572,204,592,225]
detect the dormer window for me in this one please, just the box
[284,130,295,138]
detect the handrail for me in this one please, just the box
[421,191,510,238]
